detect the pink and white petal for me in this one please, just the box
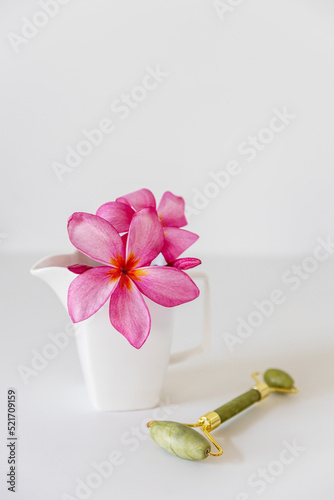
[116,188,156,211]
[109,277,151,349]
[161,227,199,262]
[168,258,202,270]
[68,264,93,274]
[135,266,199,307]
[68,266,119,323]
[96,201,135,233]
[126,208,164,267]
[157,191,187,228]
[68,213,125,265]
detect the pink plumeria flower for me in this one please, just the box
[67,208,199,349]
[96,188,198,262]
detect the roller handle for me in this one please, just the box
[214,389,260,423]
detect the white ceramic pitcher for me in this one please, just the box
[31,251,210,411]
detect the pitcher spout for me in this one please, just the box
[30,251,91,309]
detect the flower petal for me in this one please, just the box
[68,266,119,322]
[126,208,164,267]
[68,264,93,274]
[96,201,135,233]
[157,191,187,227]
[68,212,125,265]
[161,227,199,262]
[109,277,151,349]
[116,188,156,210]
[168,258,202,270]
[135,266,199,306]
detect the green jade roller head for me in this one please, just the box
[147,368,298,461]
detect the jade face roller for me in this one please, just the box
[147,369,298,461]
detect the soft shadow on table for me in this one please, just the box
[163,347,334,403]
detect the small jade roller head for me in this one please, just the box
[147,368,298,461]
[263,368,295,389]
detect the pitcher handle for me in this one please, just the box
[169,271,210,364]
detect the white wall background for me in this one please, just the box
[1,0,333,257]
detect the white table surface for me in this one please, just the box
[1,253,333,500]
